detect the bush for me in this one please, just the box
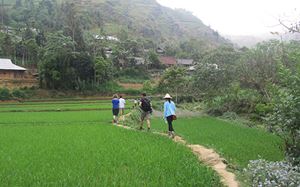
[206,84,261,116]
[266,64,300,165]
[244,159,300,187]
[12,89,27,99]
[0,88,11,100]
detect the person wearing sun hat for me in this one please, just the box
[163,93,176,138]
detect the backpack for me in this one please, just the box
[141,98,152,112]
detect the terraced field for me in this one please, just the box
[0,100,222,186]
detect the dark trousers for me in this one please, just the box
[167,115,174,131]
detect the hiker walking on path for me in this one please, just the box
[119,95,126,120]
[112,94,119,124]
[163,94,176,138]
[139,93,152,131]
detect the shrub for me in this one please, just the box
[12,89,27,99]
[0,88,11,100]
[206,83,261,116]
[244,159,300,187]
[142,80,154,94]
[266,63,300,164]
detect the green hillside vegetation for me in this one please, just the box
[0,0,230,91]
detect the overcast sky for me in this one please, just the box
[157,0,300,36]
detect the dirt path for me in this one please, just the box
[116,123,239,187]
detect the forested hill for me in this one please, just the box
[86,0,226,45]
[2,0,227,47]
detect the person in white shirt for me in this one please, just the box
[119,95,126,118]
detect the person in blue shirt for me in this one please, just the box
[112,94,120,124]
[163,93,176,138]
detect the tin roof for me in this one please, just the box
[177,59,194,65]
[0,59,26,71]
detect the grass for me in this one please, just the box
[0,124,222,186]
[0,99,286,186]
[151,117,285,168]
[0,102,222,186]
[0,100,134,112]
[0,110,113,125]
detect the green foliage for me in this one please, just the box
[147,50,163,69]
[158,66,188,101]
[142,80,154,93]
[118,67,149,80]
[267,63,300,164]
[237,40,282,98]
[193,46,240,96]
[39,31,96,89]
[0,88,11,101]
[94,57,113,84]
[11,89,27,99]
[206,83,261,116]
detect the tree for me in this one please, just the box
[148,50,162,69]
[193,46,240,96]
[39,31,75,89]
[279,19,300,33]
[237,40,282,98]
[158,66,187,103]
[1,34,15,58]
[62,2,85,51]
[94,57,113,85]
[267,63,300,164]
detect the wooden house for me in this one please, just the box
[0,59,26,79]
[0,59,37,89]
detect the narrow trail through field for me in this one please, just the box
[116,114,239,187]
[153,132,239,187]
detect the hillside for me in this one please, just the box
[92,0,226,45]
[2,0,228,47]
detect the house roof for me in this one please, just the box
[0,59,26,71]
[177,59,194,65]
[159,56,176,65]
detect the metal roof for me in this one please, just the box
[0,59,26,71]
[177,59,194,65]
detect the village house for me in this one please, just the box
[0,59,37,89]
[176,59,194,67]
[159,56,177,67]
[156,47,165,54]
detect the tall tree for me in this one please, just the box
[62,2,85,51]
[158,66,187,102]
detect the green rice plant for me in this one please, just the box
[0,101,133,112]
[0,123,222,186]
[151,117,285,169]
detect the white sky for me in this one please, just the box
[156,0,300,36]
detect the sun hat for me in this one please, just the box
[163,93,172,99]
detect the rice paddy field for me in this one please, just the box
[0,99,285,186]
